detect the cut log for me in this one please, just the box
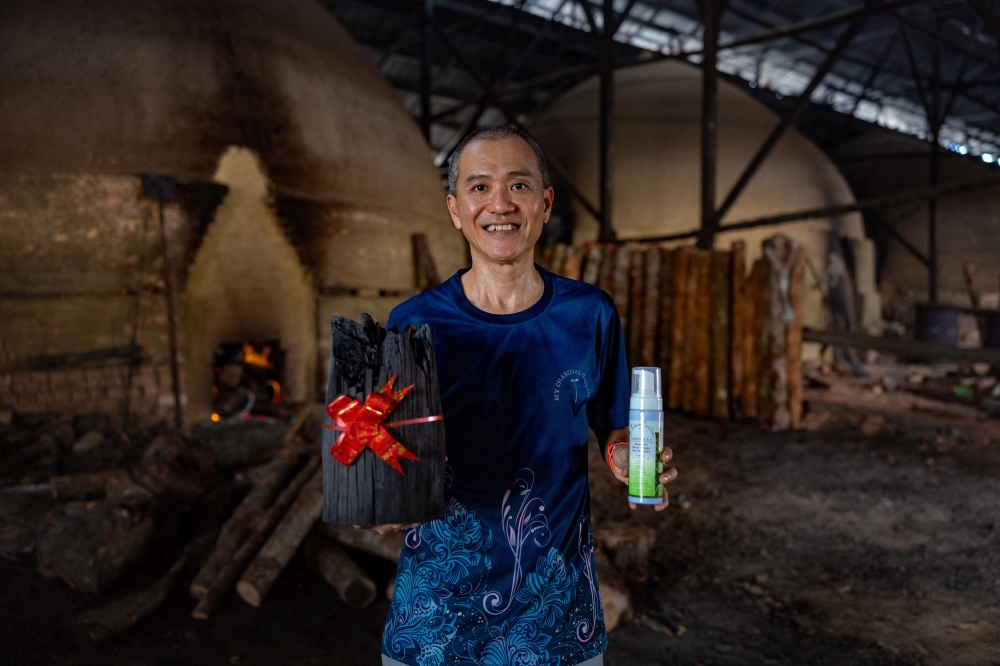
[593,522,657,582]
[50,470,130,500]
[787,244,806,429]
[710,250,732,420]
[189,420,290,469]
[761,235,799,430]
[668,247,691,411]
[282,404,324,455]
[610,244,632,330]
[71,530,215,646]
[322,316,445,527]
[730,241,747,418]
[581,244,603,285]
[627,247,646,363]
[189,453,299,599]
[304,535,377,608]
[236,470,324,607]
[743,259,765,419]
[134,432,218,503]
[640,247,662,367]
[313,523,405,563]
[561,246,583,280]
[191,457,319,620]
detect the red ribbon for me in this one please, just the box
[323,375,442,475]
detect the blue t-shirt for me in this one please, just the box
[381,266,630,666]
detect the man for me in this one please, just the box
[380,126,677,666]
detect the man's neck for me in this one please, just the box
[460,252,544,315]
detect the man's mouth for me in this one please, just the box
[484,223,520,232]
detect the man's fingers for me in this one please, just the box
[659,466,678,485]
[660,446,673,463]
[654,495,670,511]
[628,501,637,510]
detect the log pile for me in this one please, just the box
[545,235,806,429]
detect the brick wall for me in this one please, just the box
[0,362,184,430]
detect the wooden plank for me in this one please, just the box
[549,243,568,276]
[321,315,445,527]
[581,243,603,285]
[743,259,765,419]
[710,250,731,420]
[668,247,691,411]
[730,241,747,418]
[787,244,806,429]
[692,251,712,418]
[628,246,646,363]
[411,234,441,290]
[640,247,662,367]
[760,235,798,430]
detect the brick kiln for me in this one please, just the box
[0,0,466,429]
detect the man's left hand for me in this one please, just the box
[604,427,678,512]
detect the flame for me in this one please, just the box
[242,342,273,369]
[266,379,282,404]
[211,413,221,422]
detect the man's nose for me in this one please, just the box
[486,188,516,214]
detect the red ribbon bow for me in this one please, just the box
[323,375,442,475]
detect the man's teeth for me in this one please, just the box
[486,224,517,231]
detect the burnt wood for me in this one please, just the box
[321,314,445,527]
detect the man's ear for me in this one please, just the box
[542,186,555,224]
[446,193,462,231]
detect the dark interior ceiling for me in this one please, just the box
[317,0,1000,168]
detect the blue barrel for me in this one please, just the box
[915,304,960,347]
[983,311,1000,350]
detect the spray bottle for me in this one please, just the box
[628,366,664,505]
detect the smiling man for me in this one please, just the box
[380,126,676,666]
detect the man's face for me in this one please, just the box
[447,136,554,266]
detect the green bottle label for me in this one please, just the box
[628,412,663,500]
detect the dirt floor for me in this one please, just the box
[2,411,999,666]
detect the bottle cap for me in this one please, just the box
[630,366,662,411]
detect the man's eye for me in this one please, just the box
[474,184,486,192]
[512,183,525,190]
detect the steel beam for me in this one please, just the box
[430,19,603,222]
[968,0,1000,40]
[598,0,616,242]
[626,177,1000,243]
[420,0,434,140]
[696,0,724,249]
[713,12,871,226]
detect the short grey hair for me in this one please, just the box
[447,125,550,196]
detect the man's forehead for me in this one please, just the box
[458,136,541,179]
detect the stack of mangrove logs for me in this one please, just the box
[540,235,805,429]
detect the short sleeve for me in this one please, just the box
[586,306,630,442]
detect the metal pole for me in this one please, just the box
[928,42,941,303]
[157,199,183,431]
[697,0,721,250]
[597,0,616,242]
[420,0,434,141]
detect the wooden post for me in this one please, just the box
[692,251,712,417]
[550,243,568,276]
[628,246,646,363]
[657,249,676,391]
[730,241,747,418]
[760,235,799,430]
[709,250,731,420]
[598,243,616,294]
[786,244,806,429]
[412,234,441,290]
[610,244,632,329]
[581,244,603,285]
[668,247,691,411]
[640,247,662,367]
[743,259,765,419]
